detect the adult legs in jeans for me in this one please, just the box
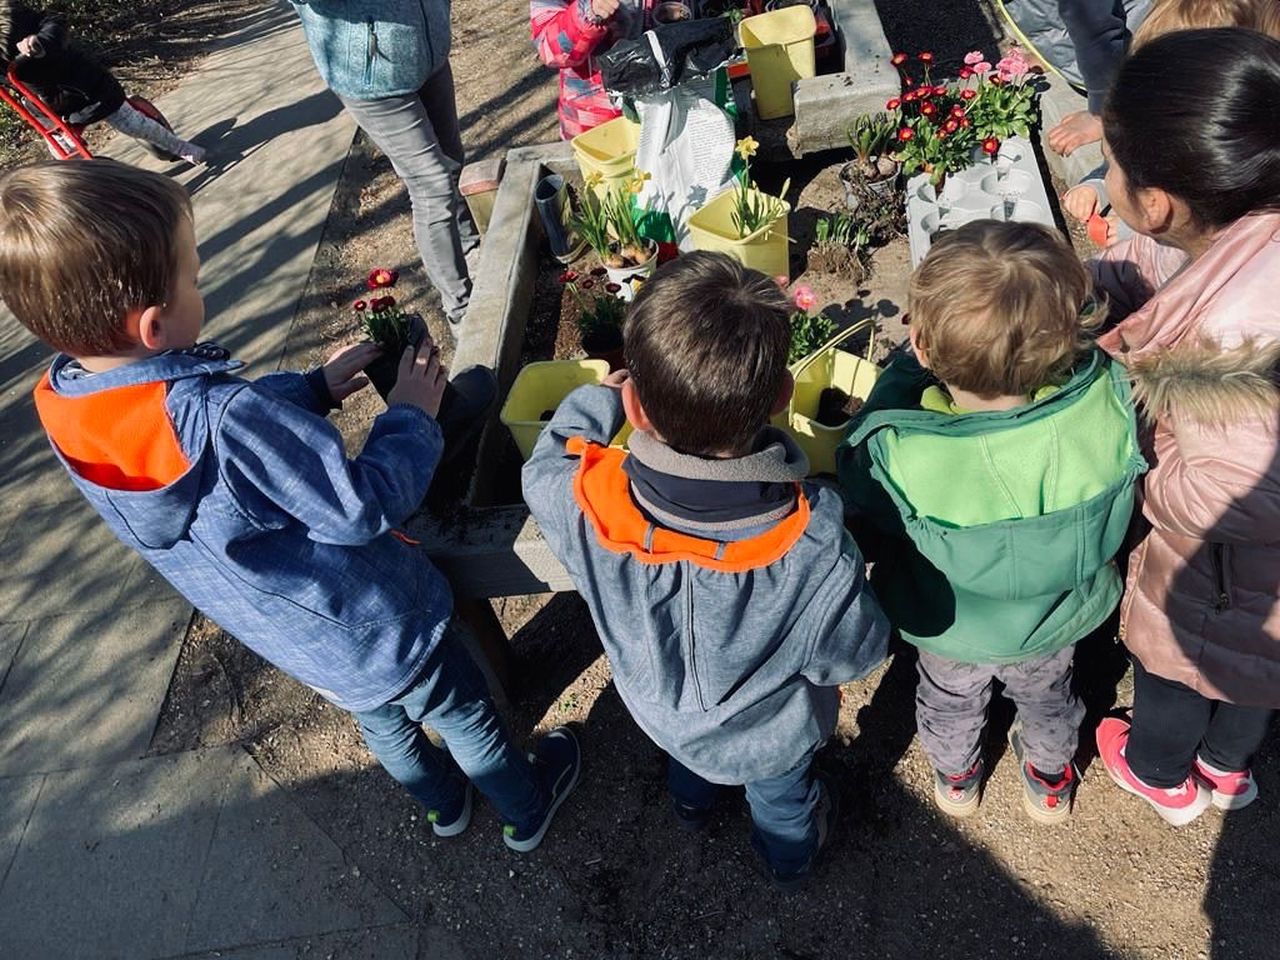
[666,755,820,875]
[996,645,1084,776]
[354,620,546,830]
[916,651,996,776]
[1127,658,1273,788]
[339,63,479,331]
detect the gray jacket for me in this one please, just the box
[1000,0,1149,112]
[522,386,888,784]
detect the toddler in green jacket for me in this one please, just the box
[838,221,1145,823]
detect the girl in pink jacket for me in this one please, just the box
[531,0,655,139]
[1090,28,1280,827]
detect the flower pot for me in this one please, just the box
[739,7,817,120]
[500,360,609,461]
[581,324,625,372]
[603,240,658,302]
[654,0,692,22]
[571,116,641,200]
[781,322,881,475]
[839,159,900,210]
[687,185,791,280]
[363,312,428,402]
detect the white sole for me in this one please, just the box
[1021,790,1071,826]
[504,730,581,853]
[1211,781,1259,811]
[1104,761,1211,827]
[431,783,474,838]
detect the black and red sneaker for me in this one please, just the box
[1008,722,1076,825]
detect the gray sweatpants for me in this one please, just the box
[916,646,1084,777]
[339,63,479,330]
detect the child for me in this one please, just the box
[0,2,206,164]
[531,0,655,139]
[1091,29,1280,826]
[0,158,579,851]
[522,251,888,890]
[839,221,1144,823]
[1060,0,1280,241]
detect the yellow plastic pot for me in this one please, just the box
[739,7,816,120]
[571,117,641,199]
[686,186,791,281]
[783,321,881,476]
[500,359,631,461]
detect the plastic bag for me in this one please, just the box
[598,18,736,96]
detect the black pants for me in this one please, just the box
[1127,659,1273,788]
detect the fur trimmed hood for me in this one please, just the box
[1130,338,1280,426]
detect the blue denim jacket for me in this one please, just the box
[290,0,452,99]
[37,344,451,712]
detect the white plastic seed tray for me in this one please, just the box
[905,136,1056,267]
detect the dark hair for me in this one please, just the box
[623,251,791,456]
[0,158,191,356]
[1103,28,1280,227]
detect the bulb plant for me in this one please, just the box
[731,136,790,239]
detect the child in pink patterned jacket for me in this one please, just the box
[531,0,655,139]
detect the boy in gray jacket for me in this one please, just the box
[523,252,889,890]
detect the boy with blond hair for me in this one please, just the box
[0,159,579,851]
[839,221,1145,823]
[523,251,888,890]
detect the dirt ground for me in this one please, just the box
[148,1,1280,959]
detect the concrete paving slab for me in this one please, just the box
[0,749,232,960]
[0,497,157,622]
[183,750,407,952]
[179,923,421,960]
[0,772,43,890]
[0,599,191,775]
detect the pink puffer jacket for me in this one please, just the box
[1094,212,1280,707]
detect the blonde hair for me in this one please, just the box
[909,221,1103,398]
[1132,0,1280,49]
[0,158,191,356]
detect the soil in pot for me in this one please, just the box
[815,386,864,427]
[581,324,625,371]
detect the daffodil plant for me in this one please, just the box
[731,136,789,239]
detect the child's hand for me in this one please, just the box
[388,344,448,417]
[16,35,41,57]
[1061,184,1100,223]
[1047,110,1103,156]
[322,342,381,401]
[602,369,629,389]
[590,0,620,21]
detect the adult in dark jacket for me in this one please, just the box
[0,1,206,162]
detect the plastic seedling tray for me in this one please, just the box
[905,136,1055,266]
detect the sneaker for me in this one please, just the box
[671,797,714,833]
[1194,757,1259,811]
[1096,717,1211,826]
[502,727,581,853]
[933,760,983,818]
[1008,722,1076,825]
[755,776,838,893]
[427,782,473,838]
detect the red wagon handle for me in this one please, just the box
[0,60,91,159]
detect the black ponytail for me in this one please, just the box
[1103,28,1280,228]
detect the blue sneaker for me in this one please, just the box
[427,782,473,838]
[503,727,581,853]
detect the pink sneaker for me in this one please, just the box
[1194,757,1259,811]
[1096,717,1211,826]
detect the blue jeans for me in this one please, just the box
[667,755,820,876]
[354,620,545,830]
[339,62,479,328]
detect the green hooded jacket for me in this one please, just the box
[837,347,1146,664]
